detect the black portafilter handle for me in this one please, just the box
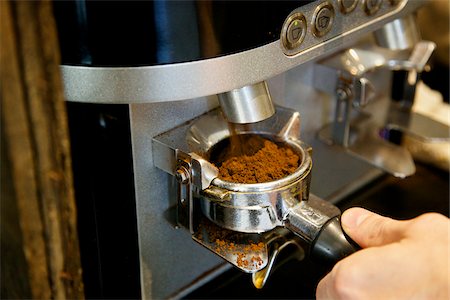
[310,216,361,268]
[284,197,361,268]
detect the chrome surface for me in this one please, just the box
[284,196,340,243]
[315,42,436,79]
[386,108,450,143]
[252,230,305,289]
[190,153,219,190]
[200,150,312,233]
[314,40,448,144]
[388,40,436,72]
[374,15,421,50]
[61,0,424,104]
[175,152,195,232]
[191,221,306,280]
[348,129,416,178]
[312,40,442,178]
[218,81,275,124]
[191,217,269,273]
[319,106,417,178]
[317,93,417,178]
[202,177,343,248]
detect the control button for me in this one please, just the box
[312,2,335,38]
[287,19,304,44]
[338,0,358,14]
[363,0,382,15]
[281,13,307,50]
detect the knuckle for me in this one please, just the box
[416,212,447,223]
[330,261,359,299]
[409,212,448,232]
[363,215,390,245]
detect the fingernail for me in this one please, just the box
[342,207,371,231]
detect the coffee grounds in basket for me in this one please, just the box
[217,136,300,184]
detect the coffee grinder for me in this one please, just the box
[53,0,443,298]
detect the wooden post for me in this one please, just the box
[1,0,84,298]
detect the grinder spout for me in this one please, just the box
[218,81,275,124]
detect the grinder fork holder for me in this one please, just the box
[314,38,449,178]
[153,106,355,286]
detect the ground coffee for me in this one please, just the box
[216,135,300,183]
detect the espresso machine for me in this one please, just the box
[53,0,448,299]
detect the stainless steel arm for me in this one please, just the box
[284,195,359,266]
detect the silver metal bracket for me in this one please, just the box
[312,42,446,178]
[174,155,194,233]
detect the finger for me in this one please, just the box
[316,261,357,300]
[341,207,407,248]
[316,272,335,300]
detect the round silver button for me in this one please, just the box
[363,0,382,15]
[338,0,358,14]
[281,13,307,50]
[312,2,335,38]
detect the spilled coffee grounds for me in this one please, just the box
[215,136,300,183]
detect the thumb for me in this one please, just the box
[341,207,407,248]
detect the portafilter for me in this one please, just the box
[185,108,359,266]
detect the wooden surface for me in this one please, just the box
[1,0,84,298]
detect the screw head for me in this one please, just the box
[336,85,352,101]
[175,166,190,184]
[336,88,347,101]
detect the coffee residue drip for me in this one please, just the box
[212,130,300,184]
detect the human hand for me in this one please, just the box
[316,207,450,300]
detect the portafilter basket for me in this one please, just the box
[201,136,312,234]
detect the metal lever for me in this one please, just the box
[333,76,376,147]
[353,77,376,109]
